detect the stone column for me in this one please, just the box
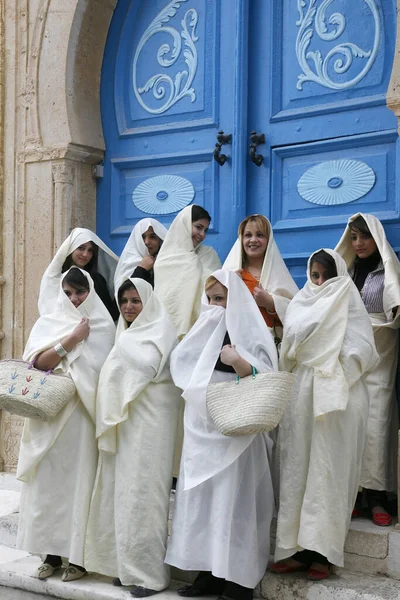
[52,160,76,250]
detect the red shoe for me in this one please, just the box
[270,561,308,574]
[307,568,331,581]
[372,511,392,527]
[351,507,361,519]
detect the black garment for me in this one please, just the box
[92,272,119,321]
[44,554,62,567]
[293,549,330,566]
[352,249,381,292]
[214,333,235,374]
[131,265,154,288]
[178,572,253,600]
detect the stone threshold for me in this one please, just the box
[1,550,400,600]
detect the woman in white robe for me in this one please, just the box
[336,213,400,525]
[223,214,298,342]
[154,205,221,339]
[166,269,278,600]
[39,228,118,319]
[85,278,181,597]
[272,250,378,579]
[17,267,115,582]
[114,218,167,290]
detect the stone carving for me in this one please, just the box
[132,174,195,214]
[1,412,24,472]
[133,0,199,114]
[297,159,376,205]
[296,0,381,90]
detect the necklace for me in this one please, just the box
[247,266,261,282]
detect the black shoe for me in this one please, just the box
[130,586,158,597]
[112,578,123,586]
[178,572,225,597]
[219,581,253,600]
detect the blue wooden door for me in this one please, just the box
[97,0,247,259]
[98,0,398,281]
[247,0,398,286]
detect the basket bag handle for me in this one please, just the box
[235,365,257,384]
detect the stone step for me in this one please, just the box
[1,549,400,600]
[0,550,201,600]
[260,570,400,599]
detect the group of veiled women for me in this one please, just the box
[16,204,400,599]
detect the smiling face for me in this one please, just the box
[119,288,143,323]
[192,218,210,248]
[62,282,89,307]
[142,226,162,257]
[206,281,228,308]
[350,226,378,259]
[70,242,94,268]
[242,220,269,261]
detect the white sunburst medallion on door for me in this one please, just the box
[297,159,376,206]
[132,175,195,215]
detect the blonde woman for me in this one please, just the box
[166,269,278,600]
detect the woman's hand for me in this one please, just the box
[138,256,155,271]
[253,284,275,312]
[220,344,240,366]
[71,318,90,344]
[220,344,252,378]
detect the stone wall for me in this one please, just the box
[0,0,117,470]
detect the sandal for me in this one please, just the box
[37,562,61,580]
[270,559,308,574]
[61,565,87,582]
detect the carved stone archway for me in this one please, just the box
[0,0,117,470]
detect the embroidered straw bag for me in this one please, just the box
[206,367,294,436]
[0,359,76,421]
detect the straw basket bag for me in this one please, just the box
[206,367,294,436]
[0,359,76,421]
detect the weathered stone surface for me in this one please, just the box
[344,519,391,559]
[0,552,201,600]
[261,570,400,600]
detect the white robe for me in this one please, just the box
[85,278,181,589]
[336,213,400,491]
[17,269,115,565]
[166,269,278,588]
[275,250,379,567]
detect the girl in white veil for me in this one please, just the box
[17,267,115,582]
[272,250,378,578]
[166,269,278,600]
[336,213,400,526]
[154,205,221,339]
[114,218,167,290]
[85,277,181,597]
[38,228,118,319]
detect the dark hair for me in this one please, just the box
[191,204,211,223]
[62,268,90,292]
[310,250,338,280]
[349,216,371,236]
[61,241,99,275]
[117,280,136,306]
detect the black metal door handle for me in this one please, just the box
[249,131,265,166]
[213,130,232,166]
